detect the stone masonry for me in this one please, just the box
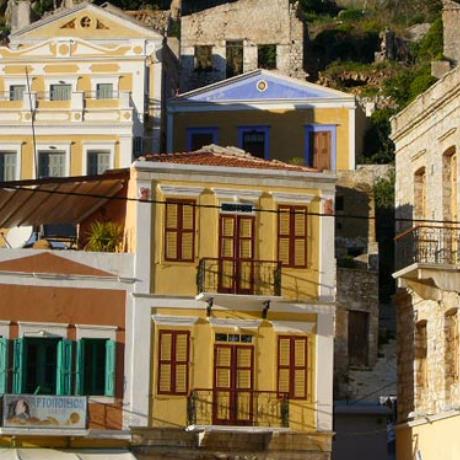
[391,46,460,425]
[179,0,306,91]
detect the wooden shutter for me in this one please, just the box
[158,330,189,395]
[277,336,308,400]
[165,200,195,262]
[105,339,117,397]
[75,339,86,395]
[0,338,9,394]
[56,339,73,396]
[12,338,25,394]
[278,206,307,268]
[313,131,331,171]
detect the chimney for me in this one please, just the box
[11,0,31,33]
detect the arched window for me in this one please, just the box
[443,147,457,222]
[414,167,427,221]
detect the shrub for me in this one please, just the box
[85,221,123,252]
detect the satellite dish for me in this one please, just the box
[5,226,33,248]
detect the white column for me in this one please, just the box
[348,106,356,171]
[125,178,153,426]
[316,311,334,432]
[119,136,133,168]
[319,190,336,302]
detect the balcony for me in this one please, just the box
[197,258,282,297]
[187,389,289,428]
[0,91,133,124]
[394,225,460,289]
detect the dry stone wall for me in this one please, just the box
[179,0,306,91]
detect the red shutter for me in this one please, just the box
[277,336,308,400]
[158,330,190,395]
[278,206,307,268]
[165,200,195,262]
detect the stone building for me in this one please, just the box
[443,0,460,65]
[178,0,306,91]
[391,60,460,459]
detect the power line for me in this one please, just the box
[1,181,458,226]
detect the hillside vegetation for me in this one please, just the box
[300,0,444,163]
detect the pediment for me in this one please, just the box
[10,2,162,42]
[0,252,114,277]
[178,70,352,103]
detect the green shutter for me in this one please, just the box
[75,339,86,395]
[0,338,9,394]
[105,340,116,397]
[56,339,73,396]
[12,338,25,394]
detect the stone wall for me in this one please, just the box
[179,0,306,91]
[443,0,460,65]
[335,265,379,397]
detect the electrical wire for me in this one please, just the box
[0,182,457,226]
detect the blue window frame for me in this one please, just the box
[305,125,337,171]
[186,127,219,151]
[238,126,270,159]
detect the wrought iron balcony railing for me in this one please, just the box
[395,225,460,271]
[197,258,282,296]
[187,389,289,428]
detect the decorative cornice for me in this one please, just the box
[213,188,262,202]
[209,318,262,330]
[271,191,315,205]
[271,320,315,333]
[158,184,205,198]
[152,314,200,327]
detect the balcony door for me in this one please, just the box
[219,214,255,294]
[213,344,253,425]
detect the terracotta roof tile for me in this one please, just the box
[141,145,320,173]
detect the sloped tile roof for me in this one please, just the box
[141,145,319,173]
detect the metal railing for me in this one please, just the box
[395,225,460,271]
[187,389,289,428]
[197,258,282,296]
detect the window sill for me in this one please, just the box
[88,396,116,404]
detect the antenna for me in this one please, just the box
[25,65,38,179]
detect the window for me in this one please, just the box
[9,85,25,101]
[445,311,459,391]
[277,336,308,399]
[258,44,277,69]
[133,137,143,158]
[50,84,71,101]
[80,16,91,28]
[278,206,307,268]
[38,151,65,178]
[0,151,16,181]
[87,150,111,175]
[194,45,213,71]
[215,333,253,343]
[238,126,270,159]
[157,330,189,395]
[76,338,116,396]
[187,128,219,151]
[226,40,243,78]
[13,338,71,396]
[414,167,427,220]
[335,195,344,212]
[415,320,428,393]
[11,337,116,397]
[165,200,195,262]
[96,83,113,100]
[348,311,369,367]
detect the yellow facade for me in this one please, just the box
[132,150,335,447]
[172,107,352,170]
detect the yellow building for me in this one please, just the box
[0,1,167,182]
[167,69,361,171]
[127,145,336,459]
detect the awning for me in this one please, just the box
[0,171,128,228]
[0,449,136,459]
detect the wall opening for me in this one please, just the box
[413,167,426,221]
[257,44,277,70]
[194,45,213,71]
[226,40,244,78]
[348,310,369,367]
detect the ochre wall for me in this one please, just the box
[151,182,322,301]
[0,283,126,430]
[172,107,351,170]
[150,308,317,432]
